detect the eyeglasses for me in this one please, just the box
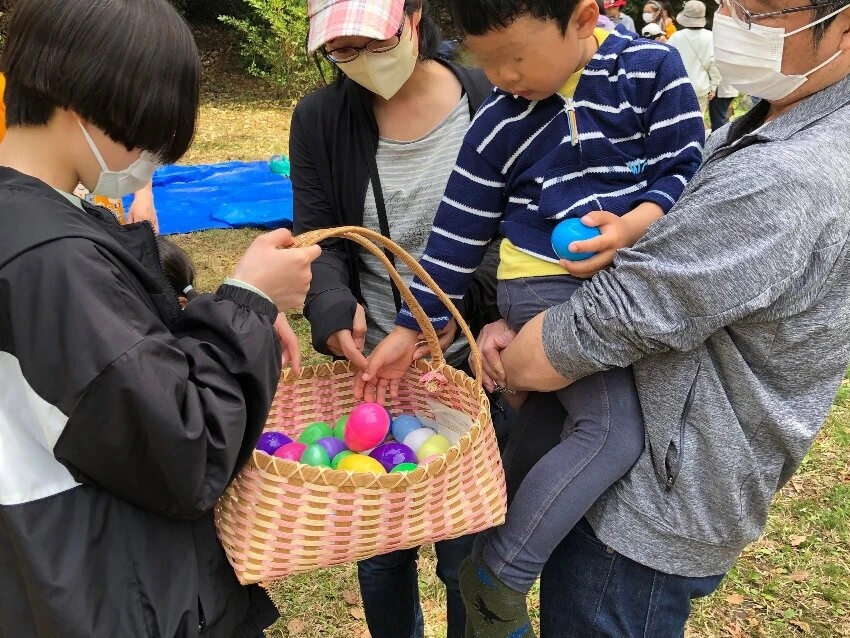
[322,17,407,64]
[715,0,848,30]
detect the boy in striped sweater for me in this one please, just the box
[359,0,704,635]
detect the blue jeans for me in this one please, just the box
[539,519,726,637]
[480,277,644,593]
[358,533,475,638]
[709,96,735,132]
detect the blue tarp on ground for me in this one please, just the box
[122,160,293,236]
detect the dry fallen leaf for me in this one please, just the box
[727,593,746,605]
[790,535,807,547]
[287,618,306,635]
[790,619,812,634]
[789,571,809,582]
[342,589,360,606]
[350,607,366,620]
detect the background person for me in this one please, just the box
[605,0,636,31]
[643,0,677,37]
[669,0,722,118]
[642,20,668,40]
[710,73,740,130]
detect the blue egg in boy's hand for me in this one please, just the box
[551,218,602,261]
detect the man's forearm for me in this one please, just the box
[501,311,573,392]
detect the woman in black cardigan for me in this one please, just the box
[292,1,501,636]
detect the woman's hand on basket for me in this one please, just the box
[231,229,321,311]
[274,314,302,374]
[327,304,369,370]
[355,326,420,404]
[474,319,517,393]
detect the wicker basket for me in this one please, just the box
[215,227,507,584]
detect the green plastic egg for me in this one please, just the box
[301,444,331,467]
[390,463,419,473]
[331,450,354,469]
[298,422,333,445]
[333,415,349,441]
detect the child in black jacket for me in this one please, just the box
[0,1,319,636]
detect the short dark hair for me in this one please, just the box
[408,0,441,61]
[447,0,581,36]
[0,0,200,165]
[812,0,849,45]
[156,237,197,300]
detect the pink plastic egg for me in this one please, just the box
[273,442,307,462]
[345,403,391,452]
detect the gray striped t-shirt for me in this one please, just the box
[360,95,471,366]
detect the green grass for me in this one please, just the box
[175,27,850,637]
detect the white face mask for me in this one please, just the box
[642,11,657,23]
[337,23,418,100]
[78,120,157,199]
[713,3,850,102]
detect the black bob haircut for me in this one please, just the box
[447,0,582,35]
[0,0,201,165]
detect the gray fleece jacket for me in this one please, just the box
[542,74,850,577]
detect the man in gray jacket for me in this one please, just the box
[478,0,850,634]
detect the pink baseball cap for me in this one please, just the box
[307,0,406,53]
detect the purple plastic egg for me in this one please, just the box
[256,431,293,455]
[369,442,418,473]
[317,437,348,460]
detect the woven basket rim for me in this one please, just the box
[250,359,489,490]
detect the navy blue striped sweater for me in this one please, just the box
[397,28,704,331]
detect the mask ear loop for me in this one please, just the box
[77,120,110,173]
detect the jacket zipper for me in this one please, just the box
[666,363,700,491]
[142,221,181,323]
[565,98,580,147]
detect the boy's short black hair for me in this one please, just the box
[156,237,197,300]
[0,0,200,165]
[446,0,581,36]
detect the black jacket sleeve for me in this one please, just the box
[290,103,359,355]
[14,239,283,519]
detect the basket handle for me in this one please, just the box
[292,226,484,388]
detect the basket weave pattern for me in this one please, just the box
[214,227,507,584]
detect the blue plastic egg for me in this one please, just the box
[551,218,601,261]
[391,415,422,443]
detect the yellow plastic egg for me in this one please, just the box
[336,453,387,475]
[416,435,451,462]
